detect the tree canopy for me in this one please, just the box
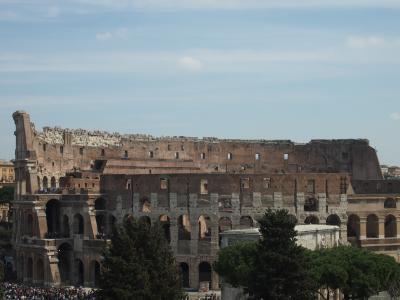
[215,209,315,300]
[98,217,184,300]
[215,209,400,300]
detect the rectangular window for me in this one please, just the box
[124,150,128,158]
[79,147,83,155]
[160,178,168,190]
[241,178,250,189]
[43,144,47,151]
[284,153,289,160]
[255,153,260,160]
[200,153,206,159]
[101,149,105,156]
[227,153,233,160]
[60,146,64,154]
[307,179,315,193]
[200,179,208,194]
[181,145,185,151]
[175,152,179,159]
[149,151,154,158]
[340,176,348,194]
[263,178,271,189]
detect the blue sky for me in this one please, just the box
[0,0,399,165]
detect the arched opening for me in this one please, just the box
[180,262,190,288]
[140,197,151,213]
[178,215,191,240]
[198,215,211,240]
[304,197,318,212]
[366,214,379,238]
[347,214,360,238]
[74,259,84,286]
[108,214,116,234]
[73,214,84,235]
[36,259,44,283]
[239,216,254,229]
[326,214,341,226]
[62,215,70,238]
[50,176,56,189]
[95,198,106,210]
[26,214,33,236]
[96,214,106,237]
[304,215,319,224]
[198,262,212,289]
[385,215,397,238]
[58,243,73,285]
[384,198,396,209]
[159,215,171,243]
[46,199,60,238]
[26,257,33,282]
[94,261,101,287]
[139,215,151,227]
[43,176,48,190]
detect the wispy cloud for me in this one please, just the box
[346,36,400,48]
[178,56,203,71]
[96,27,128,41]
[390,112,400,120]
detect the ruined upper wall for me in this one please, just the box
[13,111,384,189]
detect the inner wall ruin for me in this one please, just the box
[12,110,400,288]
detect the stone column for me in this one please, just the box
[211,270,219,290]
[36,207,48,239]
[379,219,385,239]
[190,219,199,256]
[360,218,367,240]
[170,217,178,256]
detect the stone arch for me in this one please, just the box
[179,262,190,288]
[178,215,191,240]
[198,215,211,240]
[326,214,341,226]
[96,214,106,237]
[239,216,254,229]
[58,243,73,285]
[95,198,106,210]
[46,199,60,237]
[140,197,151,213]
[159,215,171,243]
[62,215,70,238]
[73,214,84,235]
[385,214,397,238]
[384,198,396,209]
[74,258,84,286]
[50,176,57,189]
[43,176,48,190]
[26,257,33,282]
[198,262,212,289]
[347,214,360,238]
[304,215,319,224]
[366,214,379,238]
[36,258,44,284]
[304,197,318,212]
[91,260,101,287]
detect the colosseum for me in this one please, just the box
[11,110,400,288]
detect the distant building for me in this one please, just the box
[0,160,14,185]
[381,165,400,179]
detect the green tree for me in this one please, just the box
[310,246,400,300]
[98,217,185,300]
[215,209,315,300]
[0,186,14,202]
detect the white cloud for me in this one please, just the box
[347,36,387,48]
[390,113,400,120]
[96,27,128,41]
[179,56,204,71]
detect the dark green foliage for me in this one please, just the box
[215,209,315,300]
[309,246,400,300]
[98,217,184,300]
[0,186,13,202]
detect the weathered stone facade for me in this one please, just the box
[11,110,399,289]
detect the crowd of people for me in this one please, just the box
[2,282,97,300]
